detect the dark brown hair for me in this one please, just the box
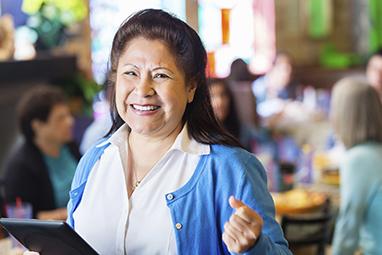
[17,85,66,143]
[207,78,241,139]
[228,58,254,82]
[106,9,241,147]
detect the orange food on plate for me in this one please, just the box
[272,189,327,215]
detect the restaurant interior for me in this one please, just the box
[1,0,381,254]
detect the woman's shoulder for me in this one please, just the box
[73,138,112,183]
[342,142,382,175]
[80,137,111,159]
[203,145,268,192]
[209,145,264,173]
[3,141,47,180]
[346,142,382,162]
[210,144,253,159]
[5,141,40,167]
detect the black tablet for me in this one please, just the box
[0,218,99,255]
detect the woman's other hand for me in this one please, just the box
[222,196,264,253]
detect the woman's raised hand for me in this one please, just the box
[222,196,264,253]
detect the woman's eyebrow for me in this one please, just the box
[122,63,139,68]
[152,66,175,74]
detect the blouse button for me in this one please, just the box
[166,193,174,200]
[175,223,182,230]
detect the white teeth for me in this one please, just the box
[132,105,160,111]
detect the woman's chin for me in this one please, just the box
[129,125,161,137]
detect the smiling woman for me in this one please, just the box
[115,37,195,140]
[25,9,292,255]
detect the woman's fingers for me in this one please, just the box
[222,232,239,253]
[229,214,257,240]
[224,222,241,241]
[222,196,264,253]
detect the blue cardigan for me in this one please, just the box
[67,140,291,255]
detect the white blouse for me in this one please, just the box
[73,124,210,255]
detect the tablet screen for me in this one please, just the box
[0,218,99,255]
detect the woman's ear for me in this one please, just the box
[187,81,197,103]
[31,119,43,133]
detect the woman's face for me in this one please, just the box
[210,82,230,122]
[272,55,292,89]
[33,104,74,145]
[115,37,196,138]
[367,56,382,97]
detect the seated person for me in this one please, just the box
[208,78,269,151]
[3,85,80,220]
[208,78,241,138]
[252,53,300,106]
[252,53,324,132]
[366,49,382,99]
[331,77,382,255]
[252,53,303,120]
[227,58,255,82]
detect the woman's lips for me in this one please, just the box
[130,104,161,115]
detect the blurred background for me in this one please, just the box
[1,0,380,171]
[1,0,382,254]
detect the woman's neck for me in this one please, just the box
[34,137,61,157]
[129,126,181,159]
[125,125,183,197]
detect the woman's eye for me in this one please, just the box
[153,73,170,79]
[124,71,137,76]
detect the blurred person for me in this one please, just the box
[26,9,291,254]
[366,49,382,99]
[252,52,300,106]
[3,85,80,220]
[331,77,382,255]
[208,78,269,151]
[228,58,255,82]
[251,53,323,130]
[208,78,241,139]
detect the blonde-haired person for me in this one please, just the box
[331,77,382,255]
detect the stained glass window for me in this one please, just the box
[198,0,276,77]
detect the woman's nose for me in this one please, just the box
[135,77,155,97]
[67,114,74,127]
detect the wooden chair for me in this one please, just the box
[281,198,333,255]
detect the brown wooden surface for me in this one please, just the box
[294,66,364,89]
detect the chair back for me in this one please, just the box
[281,198,332,255]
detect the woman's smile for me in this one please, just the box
[130,104,161,115]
